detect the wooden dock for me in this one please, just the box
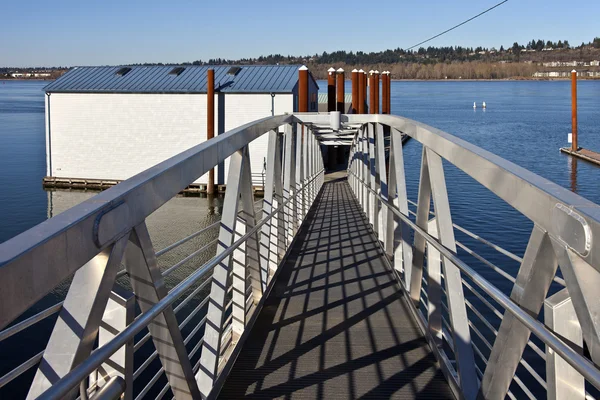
[560,147,600,166]
[218,178,452,399]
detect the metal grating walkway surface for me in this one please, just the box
[219,178,453,399]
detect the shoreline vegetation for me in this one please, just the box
[3,37,600,81]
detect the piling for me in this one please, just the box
[358,70,365,114]
[369,71,376,114]
[336,68,345,113]
[328,67,336,112]
[351,69,359,114]
[207,69,215,194]
[571,70,578,151]
[374,71,380,114]
[381,72,388,114]
[386,71,392,114]
[299,66,309,112]
[363,70,368,113]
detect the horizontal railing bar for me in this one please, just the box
[461,278,546,360]
[188,337,205,362]
[162,239,218,278]
[0,350,43,389]
[407,198,524,265]
[173,275,213,314]
[134,366,164,400]
[133,331,151,353]
[351,172,600,389]
[35,168,323,400]
[155,381,170,400]
[184,317,207,347]
[179,298,209,332]
[155,199,262,257]
[456,241,516,283]
[0,302,62,342]
[155,222,219,257]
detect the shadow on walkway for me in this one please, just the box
[219,180,453,399]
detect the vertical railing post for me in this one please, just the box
[387,128,412,275]
[282,124,296,246]
[481,226,558,399]
[27,237,132,399]
[409,146,431,303]
[259,130,282,283]
[361,126,369,218]
[374,123,387,246]
[545,289,585,400]
[425,147,477,400]
[198,148,249,397]
[426,218,443,348]
[368,123,377,232]
[295,124,305,222]
[92,286,135,400]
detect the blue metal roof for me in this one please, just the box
[44,65,317,94]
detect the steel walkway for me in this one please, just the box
[219,178,453,399]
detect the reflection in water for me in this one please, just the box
[46,189,225,289]
[569,156,578,193]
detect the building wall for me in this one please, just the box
[46,92,293,185]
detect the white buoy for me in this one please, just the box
[483,101,487,109]
[473,102,477,109]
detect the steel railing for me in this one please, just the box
[0,115,324,400]
[337,113,600,400]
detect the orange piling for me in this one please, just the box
[351,69,359,114]
[358,69,365,114]
[299,66,309,112]
[363,70,368,113]
[374,71,380,114]
[336,68,345,113]
[369,71,376,114]
[327,67,336,112]
[571,70,578,151]
[207,69,215,195]
[381,72,388,114]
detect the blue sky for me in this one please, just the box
[2,0,598,67]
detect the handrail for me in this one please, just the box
[34,168,323,400]
[351,171,600,388]
[342,114,600,399]
[0,115,292,329]
[0,114,325,400]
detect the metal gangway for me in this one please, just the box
[1,113,600,400]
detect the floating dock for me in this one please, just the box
[560,147,600,166]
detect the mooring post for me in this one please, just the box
[327,67,336,112]
[336,68,345,113]
[374,70,380,114]
[363,70,368,113]
[298,66,309,112]
[358,69,365,114]
[369,71,376,114]
[387,71,392,114]
[381,72,388,114]
[207,69,215,195]
[351,69,359,114]
[571,69,578,152]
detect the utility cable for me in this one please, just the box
[405,0,509,51]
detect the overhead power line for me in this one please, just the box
[405,0,509,51]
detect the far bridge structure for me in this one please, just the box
[1,68,600,400]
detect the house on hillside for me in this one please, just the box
[43,65,319,191]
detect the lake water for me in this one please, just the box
[1,79,599,397]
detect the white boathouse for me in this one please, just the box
[43,64,319,190]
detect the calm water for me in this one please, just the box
[1,79,599,397]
